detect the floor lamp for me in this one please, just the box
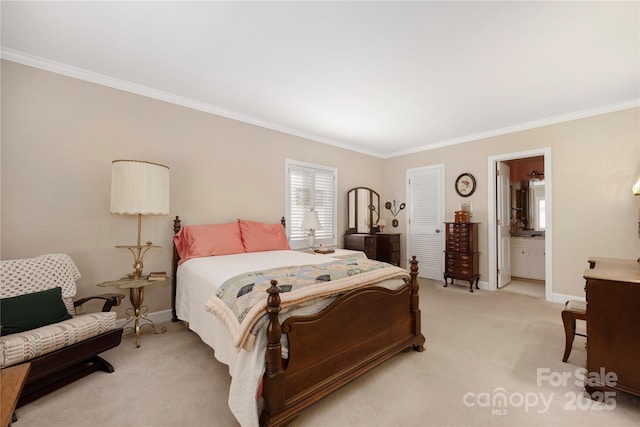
[110,160,170,279]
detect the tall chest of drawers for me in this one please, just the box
[343,233,401,266]
[443,222,480,292]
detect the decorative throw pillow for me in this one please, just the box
[0,287,73,335]
[173,222,246,264]
[238,219,291,252]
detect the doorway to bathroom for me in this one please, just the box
[487,149,552,300]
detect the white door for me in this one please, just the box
[497,161,511,288]
[407,165,444,280]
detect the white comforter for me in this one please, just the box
[175,250,403,426]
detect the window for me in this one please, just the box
[286,160,337,249]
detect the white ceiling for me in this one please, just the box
[2,1,638,158]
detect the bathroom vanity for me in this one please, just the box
[510,237,545,280]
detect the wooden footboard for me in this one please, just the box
[170,216,425,426]
[261,257,425,426]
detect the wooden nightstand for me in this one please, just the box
[98,276,168,348]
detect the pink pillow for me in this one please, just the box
[238,219,290,253]
[174,222,245,264]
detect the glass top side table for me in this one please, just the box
[98,277,168,348]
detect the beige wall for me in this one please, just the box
[2,60,639,316]
[384,107,640,298]
[1,60,383,316]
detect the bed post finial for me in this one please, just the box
[409,256,425,352]
[171,216,182,322]
[409,256,419,290]
[263,280,285,417]
[409,256,419,302]
[265,280,283,375]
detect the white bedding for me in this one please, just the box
[175,249,403,426]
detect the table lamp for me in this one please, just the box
[302,210,322,249]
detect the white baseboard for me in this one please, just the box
[546,292,585,304]
[452,279,583,304]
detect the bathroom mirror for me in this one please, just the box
[346,187,380,234]
[511,179,546,231]
[528,179,546,231]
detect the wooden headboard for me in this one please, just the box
[170,216,286,322]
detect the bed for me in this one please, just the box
[170,216,425,426]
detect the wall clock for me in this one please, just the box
[455,173,476,197]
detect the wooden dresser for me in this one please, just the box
[343,233,401,266]
[583,257,640,398]
[443,222,479,292]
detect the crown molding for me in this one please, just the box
[383,99,640,159]
[3,48,637,160]
[1,48,382,158]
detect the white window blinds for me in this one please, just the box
[286,160,337,249]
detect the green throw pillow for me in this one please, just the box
[1,287,73,335]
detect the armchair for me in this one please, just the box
[0,254,124,410]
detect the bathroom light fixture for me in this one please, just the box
[528,170,544,180]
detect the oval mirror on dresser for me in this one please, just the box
[346,187,380,234]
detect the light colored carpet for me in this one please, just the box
[14,279,640,426]
[499,277,545,298]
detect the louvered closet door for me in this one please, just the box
[407,165,444,280]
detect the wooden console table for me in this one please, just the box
[583,257,640,398]
[1,363,31,426]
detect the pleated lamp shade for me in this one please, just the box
[110,160,170,215]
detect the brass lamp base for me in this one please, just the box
[122,285,167,348]
[115,213,161,280]
[113,213,168,347]
[115,243,161,280]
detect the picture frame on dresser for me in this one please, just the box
[458,201,473,216]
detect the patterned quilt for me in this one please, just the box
[205,258,409,351]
